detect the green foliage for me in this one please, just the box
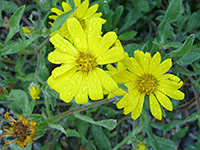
[0,0,200,149]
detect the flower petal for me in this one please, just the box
[73,0,89,20]
[94,32,117,58]
[97,40,125,64]
[149,94,162,120]
[51,64,75,78]
[131,93,145,120]
[60,72,83,103]
[124,90,140,115]
[116,93,130,109]
[75,72,89,104]
[62,2,71,12]
[154,90,173,111]
[128,58,144,76]
[95,68,118,92]
[85,17,105,52]
[67,18,87,52]
[48,50,76,64]
[153,59,172,78]
[74,0,81,6]
[82,4,99,19]
[50,34,79,56]
[49,15,58,20]
[88,69,103,100]
[149,52,161,74]
[158,86,185,100]
[134,50,151,73]
[51,8,64,15]
[47,68,77,93]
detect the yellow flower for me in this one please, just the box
[0,112,38,148]
[116,50,185,120]
[49,0,106,40]
[47,18,125,104]
[29,84,41,99]
[22,27,31,34]
[137,143,146,150]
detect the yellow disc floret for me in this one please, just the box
[137,74,158,94]
[76,52,97,72]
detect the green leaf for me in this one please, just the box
[8,89,29,115]
[2,0,18,13]
[151,112,200,131]
[165,0,182,21]
[119,9,141,33]
[185,12,200,32]
[67,0,75,11]
[172,126,189,140]
[91,125,111,150]
[48,123,66,134]
[29,114,48,139]
[113,5,124,28]
[4,5,25,45]
[132,0,150,12]
[50,11,73,33]
[65,129,80,137]
[154,136,176,150]
[170,34,195,56]
[74,113,117,130]
[38,46,49,83]
[104,10,114,32]
[158,19,175,43]
[119,30,137,41]
[99,106,120,117]
[0,39,34,56]
[176,51,200,65]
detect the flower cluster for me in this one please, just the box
[48,0,185,120]
[0,112,38,148]
[48,0,125,104]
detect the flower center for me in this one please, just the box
[76,53,97,72]
[137,74,158,94]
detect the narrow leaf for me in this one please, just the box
[4,5,25,45]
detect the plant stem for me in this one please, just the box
[46,96,118,124]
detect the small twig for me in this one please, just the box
[22,15,34,27]
[46,97,118,124]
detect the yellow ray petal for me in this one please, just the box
[88,69,103,100]
[149,94,162,120]
[116,93,130,109]
[94,32,117,58]
[50,34,79,56]
[62,2,71,12]
[158,86,185,100]
[60,72,83,103]
[75,72,89,104]
[51,64,75,78]
[51,8,64,16]
[49,15,58,20]
[82,4,99,19]
[128,58,144,76]
[48,50,76,64]
[131,93,145,120]
[47,68,77,93]
[159,79,183,89]
[67,18,87,52]
[153,59,172,78]
[124,90,140,115]
[95,68,118,92]
[154,90,173,111]
[134,50,151,73]
[74,0,81,7]
[97,40,125,64]
[149,52,161,73]
[73,0,89,20]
